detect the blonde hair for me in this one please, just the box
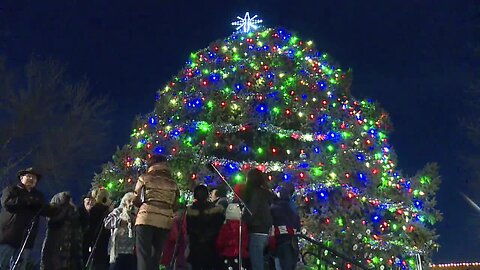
[91,188,110,205]
[120,192,135,208]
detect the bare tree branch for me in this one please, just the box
[0,56,113,195]
[0,147,37,182]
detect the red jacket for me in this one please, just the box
[216,220,249,258]
[161,212,188,268]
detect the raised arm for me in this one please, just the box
[133,176,144,207]
[1,186,43,212]
[104,208,122,229]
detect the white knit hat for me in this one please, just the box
[225,203,241,220]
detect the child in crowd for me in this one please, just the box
[161,203,188,270]
[216,203,249,270]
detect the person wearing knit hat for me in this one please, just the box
[216,202,250,270]
[40,191,83,269]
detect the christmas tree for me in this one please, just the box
[93,13,440,269]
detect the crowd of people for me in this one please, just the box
[0,155,301,270]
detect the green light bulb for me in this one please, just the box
[336,217,344,226]
[183,137,193,147]
[290,36,298,44]
[234,173,243,183]
[207,101,214,108]
[312,167,323,176]
[420,176,431,185]
[341,132,352,139]
[331,157,337,164]
[222,87,232,94]
[198,122,211,133]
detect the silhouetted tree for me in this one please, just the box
[0,57,111,194]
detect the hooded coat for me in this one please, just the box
[186,187,224,266]
[41,192,83,270]
[134,163,179,229]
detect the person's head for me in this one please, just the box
[146,155,168,168]
[246,168,265,188]
[210,186,227,202]
[279,182,295,199]
[50,191,72,206]
[83,196,94,211]
[244,169,265,201]
[17,168,41,191]
[193,185,209,203]
[91,187,110,206]
[120,192,135,210]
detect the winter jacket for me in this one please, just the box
[104,206,136,263]
[78,205,91,264]
[0,184,46,248]
[216,220,249,258]
[84,203,111,265]
[134,163,179,229]
[41,192,83,270]
[271,199,300,229]
[271,198,301,245]
[214,197,229,211]
[186,201,224,264]
[243,188,275,234]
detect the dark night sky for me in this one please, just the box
[1,0,479,263]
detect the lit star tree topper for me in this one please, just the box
[231,12,263,33]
